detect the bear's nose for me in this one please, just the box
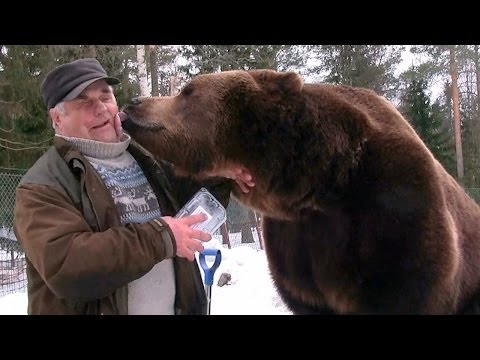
[131,97,142,105]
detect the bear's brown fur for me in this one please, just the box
[123,69,480,314]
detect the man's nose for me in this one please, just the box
[94,100,108,115]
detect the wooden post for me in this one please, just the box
[220,223,231,249]
[169,75,177,96]
[254,211,264,250]
[10,250,14,268]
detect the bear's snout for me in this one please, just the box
[130,97,143,106]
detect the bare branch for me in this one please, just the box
[0,137,51,146]
[0,125,14,133]
[0,143,49,151]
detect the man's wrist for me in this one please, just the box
[151,218,176,258]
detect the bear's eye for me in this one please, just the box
[182,84,194,96]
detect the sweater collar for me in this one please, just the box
[54,133,131,159]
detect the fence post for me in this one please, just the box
[253,211,264,250]
[220,223,231,249]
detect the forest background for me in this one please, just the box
[1,45,479,235]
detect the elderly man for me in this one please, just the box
[13,58,254,315]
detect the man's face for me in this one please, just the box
[51,79,119,143]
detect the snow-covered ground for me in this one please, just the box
[0,235,292,315]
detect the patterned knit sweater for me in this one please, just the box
[56,133,175,315]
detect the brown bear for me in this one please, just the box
[122,69,480,314]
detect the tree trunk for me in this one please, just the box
[220,223,231,249]
[253,211,263,250]
[240,222,254,244]
[169,75,178,96]
[149,45,159,96]
[450,46,464,180]
[474,45,480,117]
[136,45,149,96]
[473,45,480,173]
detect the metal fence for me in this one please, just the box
[0,169,27,297]
[0,169,264,298]
[3,164,478,300]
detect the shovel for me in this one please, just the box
[198,248,222,315]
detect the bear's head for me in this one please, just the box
[122,70,310,216]
[123,69,368,218]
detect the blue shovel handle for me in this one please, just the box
[199,248,222,286]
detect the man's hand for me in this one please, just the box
[162,213,211,261]
[206,166,255,193]
[230,167,255,193]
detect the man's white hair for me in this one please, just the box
[51,102,66,130]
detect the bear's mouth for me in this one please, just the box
[121,111,166,133]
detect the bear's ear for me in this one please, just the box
[249,69,304,96]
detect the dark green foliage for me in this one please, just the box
[1,44,477,196]
[310,45,403,100]
[151,46,178,96]
[0,45,138,169]
[459,103,480,188]
[400,77,456,176]
[177,45,308,78]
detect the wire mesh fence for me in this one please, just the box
[0,168,264,298]
[0,169,27,298]
[3,164,477,300]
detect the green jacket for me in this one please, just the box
[13,136,231,315]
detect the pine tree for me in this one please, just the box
[400,77,456,176]
[177,45,308,76]
[311,45,403,100]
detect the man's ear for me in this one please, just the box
[49,108,60,130]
